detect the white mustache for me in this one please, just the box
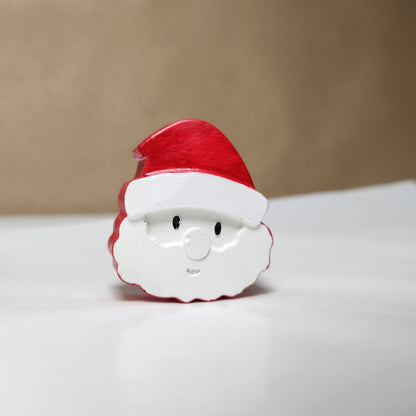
[148,227,246,252]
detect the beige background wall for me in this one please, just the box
[1,0,415,214]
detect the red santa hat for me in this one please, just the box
[123,119,268,227]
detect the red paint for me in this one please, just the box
[133,119,255,188]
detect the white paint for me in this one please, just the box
[124,172,268,227]
[113,210,272,302]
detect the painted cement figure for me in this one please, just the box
[109,119,273,302]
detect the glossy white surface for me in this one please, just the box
[125,172,268,226]
[1,181,415,416]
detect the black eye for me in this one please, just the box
[172,215,180,229]
[214,222,221,235]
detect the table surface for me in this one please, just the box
[1,181,415,416]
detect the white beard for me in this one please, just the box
[113,216,272,302]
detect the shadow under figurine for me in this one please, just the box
[109,119,273,302]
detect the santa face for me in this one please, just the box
[113,209,272,302]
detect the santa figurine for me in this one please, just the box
[109,119,273,302]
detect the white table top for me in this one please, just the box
[1,181,415,416]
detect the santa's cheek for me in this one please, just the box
[145,226,186,244]
[210,232,241,252]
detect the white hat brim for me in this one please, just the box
[124,172,268,227]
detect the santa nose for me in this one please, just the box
[184,228,211,260]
